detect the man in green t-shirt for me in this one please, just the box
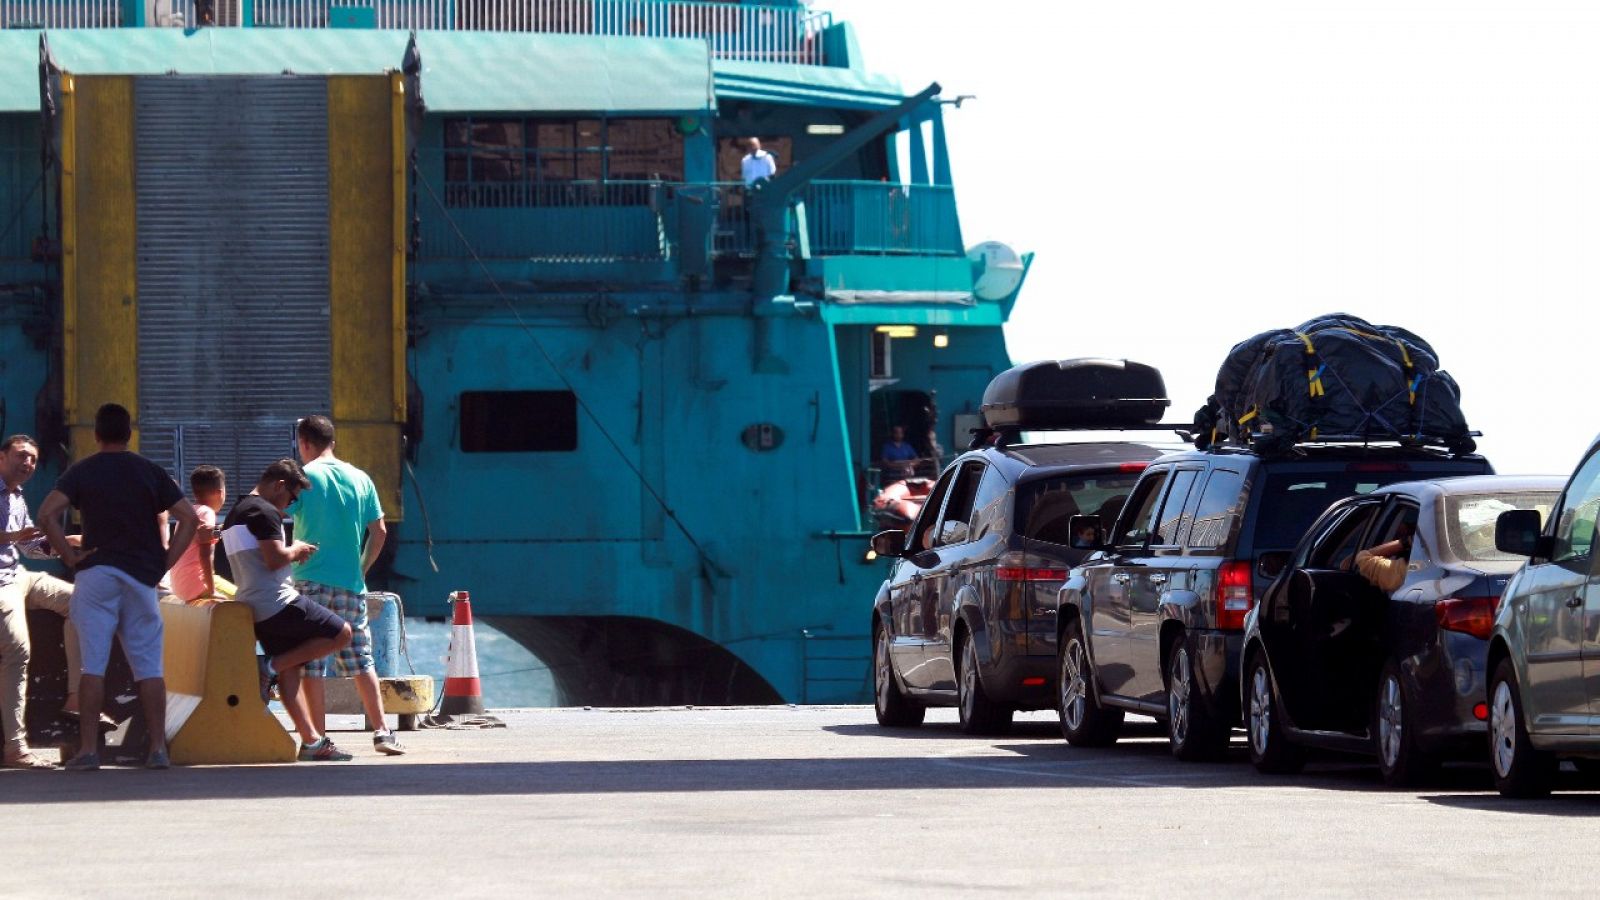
[289,415,404,756]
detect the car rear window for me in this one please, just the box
[1252,466,1480,552]
[1017,472,1143,546]
[1441,491,1560,563]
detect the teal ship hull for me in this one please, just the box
[0,4,1027,705]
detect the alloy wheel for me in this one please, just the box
[1169,647,1191,746]
[1061,638,1088,732]
[960,638,978,721]
[1249,665,1272,758]
[874,631,893,715]
[1378,673,1404,770]
[1491,680,1518,779]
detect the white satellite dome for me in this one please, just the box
[967,241,1025,301]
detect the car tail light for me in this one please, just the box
[1119,462,1150,473]
[997,567,1070,582]
[1021,677,1046,687]
[1435,596,1495,640]
[1216,560,1253,630]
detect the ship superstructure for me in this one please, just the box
[0,0,1029,704]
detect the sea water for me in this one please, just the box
[400,618,556,708]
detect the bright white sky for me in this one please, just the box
[829,0,1598,476]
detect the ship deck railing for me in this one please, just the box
[712,180,964,258]
[2,0,833,65]
[412,171,964,263]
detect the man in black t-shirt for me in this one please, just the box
[39,404,200,771]
[222,460,354,762]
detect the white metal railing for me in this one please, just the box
[250,0,831,64]
[2,0,121,26]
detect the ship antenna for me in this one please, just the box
[413,176,729,585]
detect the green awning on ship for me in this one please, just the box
[0,29,714,114]
[713,60,906,109]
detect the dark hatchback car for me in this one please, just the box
[870,442,1162,733]
[1239,476,1561,785]
[1057,446,1494,760]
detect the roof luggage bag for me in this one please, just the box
[1194,313,1474,454]
[981,358,1170,431]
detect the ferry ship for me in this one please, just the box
[0,0,1029,705]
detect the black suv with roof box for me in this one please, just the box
[1055,444,1494,759]
[870,358,1177,734]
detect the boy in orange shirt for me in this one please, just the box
[168,465,235,603]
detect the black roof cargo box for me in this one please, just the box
[981,359,1170,430]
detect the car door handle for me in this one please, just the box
[1147,573,1168,586]
[1567,595,1583,609]
[1112,573,1132,585]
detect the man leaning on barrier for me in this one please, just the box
[221,459,355,762]
[39,403,200,771]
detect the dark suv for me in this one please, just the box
[870,441,1164,733]
[1056,446,1493,759]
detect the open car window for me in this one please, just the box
[908,467,957,553]
[1304,502,1383,571]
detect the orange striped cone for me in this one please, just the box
[439,591,485,716]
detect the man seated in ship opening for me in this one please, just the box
[1355,514,1418,594]
[878,425,920,482]
[221,459,356,762]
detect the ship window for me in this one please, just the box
[443,117,684,208]
[871,331,892,379]
[459,391,578,453]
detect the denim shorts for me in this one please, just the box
[297,581,374,677]
[72,566,163,681]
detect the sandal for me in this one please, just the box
[3,752,56,770]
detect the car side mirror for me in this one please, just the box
[870,529,907,559]
[1068,514,1104,550]
[1257,550,1290,579]
[1495,509,1550,558]
[937,520,968,545]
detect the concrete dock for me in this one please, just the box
[1,706,1593,897]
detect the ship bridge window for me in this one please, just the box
[459,390,578,453]
[444,117,684,208]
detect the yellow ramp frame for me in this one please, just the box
[327,73,407,520]
[60,74,139,459]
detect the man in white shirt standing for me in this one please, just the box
[740,137,777,185]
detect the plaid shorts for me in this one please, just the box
[297,581,375,677]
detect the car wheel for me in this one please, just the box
[1489,658,1555,798]
[1245,654,1305,774]
[956,633,1012,735]
[873,622,924,727]
[1374,660,1438,787]
[1057,621,1124,747]
[1167,638,1227,762]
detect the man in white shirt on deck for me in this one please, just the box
[741,137,777,185]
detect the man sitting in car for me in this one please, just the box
[1355,518,1416,593]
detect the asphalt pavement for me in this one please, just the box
[1,706,1594,898]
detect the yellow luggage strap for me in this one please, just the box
[1237,407,1259,426]
[1307,363,1326,398]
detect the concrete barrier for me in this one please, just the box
[160,600,296,765]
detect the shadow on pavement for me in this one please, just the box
[0,742,1501,804]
